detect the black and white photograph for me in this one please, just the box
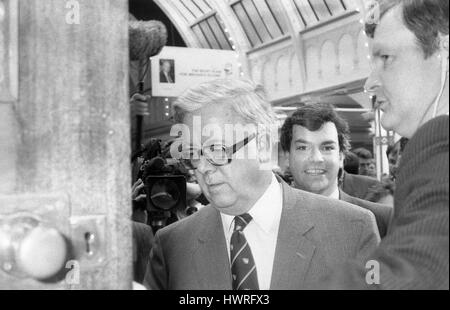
[0,0,448,297]
[159,59,175,84]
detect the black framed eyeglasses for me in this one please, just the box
[180,133,256,170]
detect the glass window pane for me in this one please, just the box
[293,0,319,25]
[198,20,221,49]
[207,16,232,50]
[308,0,332,20]
[202,0,214,10]
[342,0,357,10]
[182,0,204,18]
[192,0,213,14]
[252,0,283,38]
[191,24,210,48]
[232,3,263,47]
[324,0,345,16]
[175,0,197,23]
[242,0,273,42]
[265,0,289,34]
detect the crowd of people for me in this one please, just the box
[130,0,449,290]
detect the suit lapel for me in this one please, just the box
[270,181,316,290]
[191,207,232,290]
[339,189,351,203]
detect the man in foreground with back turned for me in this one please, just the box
[144,78,380,290]
[320,0,449,289]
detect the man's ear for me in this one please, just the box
[440,35,449,72]
[441,35,449,54]
[339,151,345,168]
[256,130,271,164]
[256,127,280,171]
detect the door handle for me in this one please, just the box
[0,213,68,281]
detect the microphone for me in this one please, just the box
[129,20,167,62]
[129,16,168,153]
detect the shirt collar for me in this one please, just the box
[221,174,283,234]
[328,187,340,200]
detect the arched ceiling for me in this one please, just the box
[135,0,375,151]
[154,0,361,51]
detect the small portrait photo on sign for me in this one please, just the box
[159,59,175,84]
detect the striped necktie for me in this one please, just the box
[230,213,259,290]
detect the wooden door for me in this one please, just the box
[0,0,132,289]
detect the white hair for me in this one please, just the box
[173,78,277,127]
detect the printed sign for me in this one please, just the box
[151,46,240,97]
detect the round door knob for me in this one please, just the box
[16,226,67,280]
[0,214,68,281]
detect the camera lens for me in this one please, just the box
[149,179,181,210]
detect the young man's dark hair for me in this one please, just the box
[344,151,360,175]
[399,137,409,152]
[352,147,373,160]
[386,143,396,159]
[280,103,351,154]
[365,0,449,58]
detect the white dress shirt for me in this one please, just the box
[164,72,173,83]
[220,174,283,290]
[328,187,340,200]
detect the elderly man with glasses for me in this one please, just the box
[143,78,380,290]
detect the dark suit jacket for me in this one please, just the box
[132,222,154,284]
[323,115,449,289]
[341,172,382,200]
[160,71,174,83]
[144,178,380,290]
[340,190,393,239]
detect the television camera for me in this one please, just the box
[133,139,202,233]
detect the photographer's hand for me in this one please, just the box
[132,179,146,203]
[186,182,202,200]
[130,93,150,117]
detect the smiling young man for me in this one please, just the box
[282,110,344,199]
[144,79,380,290]
[280,103,392,237]
[321,0,449,289]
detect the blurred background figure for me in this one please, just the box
[343,151,360,175]
[131,138,205,234]
[132,221,154,284]
[365,178,395,206]
[340,151,383,201]
[272,167,293,185]
[386,137,409,181]
[352,147,377,178]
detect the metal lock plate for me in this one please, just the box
[70,215,106,267]
[0,193,70,235]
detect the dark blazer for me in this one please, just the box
[322,115,449,289]
[160,71,174,83]
[341,171,382,200]
[340,190,393,238]
[132,222,154,284]
[144,178,380,290]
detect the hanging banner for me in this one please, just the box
[150,46,240,97]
